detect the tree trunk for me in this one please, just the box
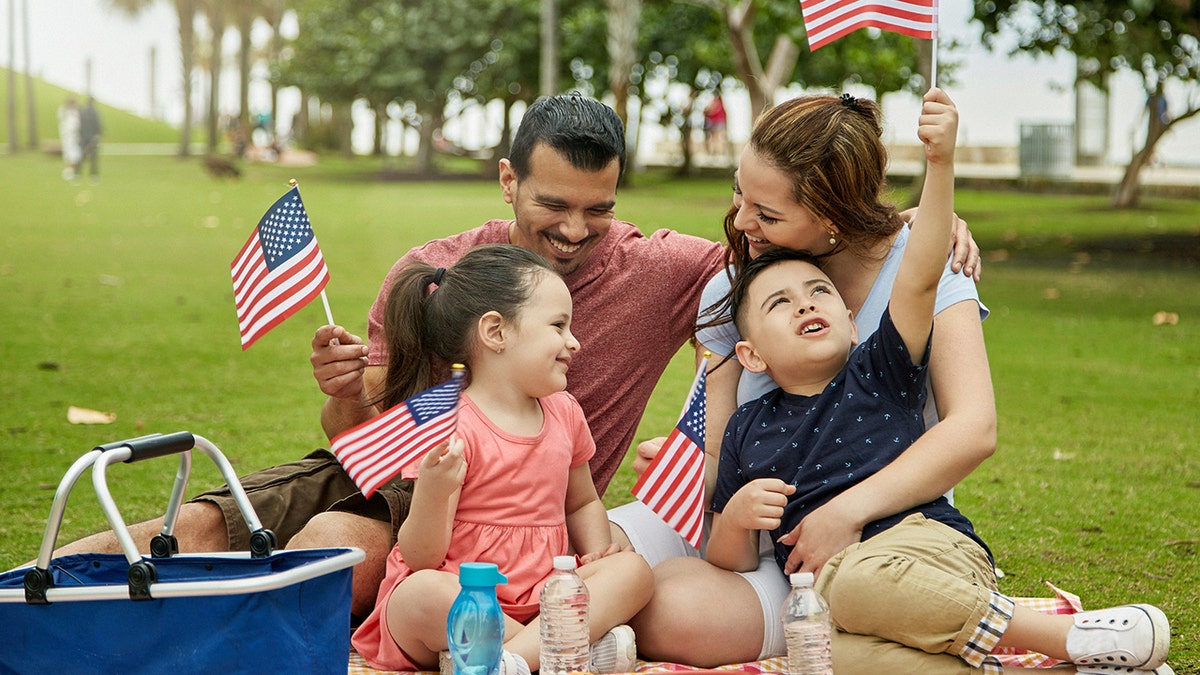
[539,0,558,97]
[372,101,386,157]
[236,9,252,132]
[416,102,445,175]
[1112,83,1172,210]
[605,0,640,127]
[724,1,798,121]
[7,0,17,154]
[176,0,197,157]
[21,0,36,150]
[206,10,226,154]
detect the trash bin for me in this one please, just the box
[1019,123,1074,179]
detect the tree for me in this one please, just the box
[284,0,513,172]
[973,0,1200,208]
[21,0,35,150]
[109,0,200,157]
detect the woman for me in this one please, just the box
[616,92,995,666]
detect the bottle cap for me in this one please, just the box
[552,555,577,571]
[459,562,507,587]
[790,572,815,586]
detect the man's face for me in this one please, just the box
[500,143,620,276]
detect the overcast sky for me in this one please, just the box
[6,0,1198,164]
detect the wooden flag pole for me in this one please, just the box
[289,178,336,328]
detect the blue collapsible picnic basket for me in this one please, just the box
[0,432,364,674]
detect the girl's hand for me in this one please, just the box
[578,542,622,566]
[777,499,862,578]
[723,479,795,532]
[918,87,959,166]
[418,437,466,497]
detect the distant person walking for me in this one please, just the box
[57,97,82,182]
[79,97,104,184]
[703,93,728,158]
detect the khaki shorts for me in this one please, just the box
[190,449,414,550]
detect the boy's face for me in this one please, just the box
[735,259,858,391]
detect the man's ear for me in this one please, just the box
[735,340,768,374]
[498,159,517,205]
[478,311,506,353]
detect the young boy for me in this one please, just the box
[707,89,1172,674]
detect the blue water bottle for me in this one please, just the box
[447,562,507,675]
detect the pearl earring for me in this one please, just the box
[828,233,837,246]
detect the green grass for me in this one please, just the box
[1,151,1197,670]
[0,66,179,148]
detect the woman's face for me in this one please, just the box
[733,146,834,259]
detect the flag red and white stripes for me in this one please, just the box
[799,0,938,51]
[632,357,708,550]
[231,186,330,350]
[331,369,464,499]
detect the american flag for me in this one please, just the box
[799,0,938,51]
[632,357,708,550]
[331,368,465,499]
[231,186,330,350]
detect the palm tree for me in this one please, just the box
[201,0,228,154]
[21,0,37,149]
[108,0,200,157]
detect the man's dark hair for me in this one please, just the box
[509,93,626,180]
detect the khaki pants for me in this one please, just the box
[817,514,1007,674]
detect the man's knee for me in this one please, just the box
[287,510,392,553]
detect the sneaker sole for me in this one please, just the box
[1124,604,1171,669]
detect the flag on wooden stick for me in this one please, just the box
[799,0,938,51]
[231,185,330,349]
[331,366,465,499]
[632,355,709,549]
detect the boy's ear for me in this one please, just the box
[847,309,859,346]
[478,311,506,352]
[735,340,769,374]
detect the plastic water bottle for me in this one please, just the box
[780,572,833,675]
[447,563,507,675]
[539,555,590,675]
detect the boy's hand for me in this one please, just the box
[723,479,795,532]
[777,499,863,577]
[418,437,466,497]
[918,87,959,166]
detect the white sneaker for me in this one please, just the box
[588,624,637,674]
[1075,664,1174,674]
[1066,604,1170,671]
[439,650,530,675]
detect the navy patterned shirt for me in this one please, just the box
[711,308,991,574]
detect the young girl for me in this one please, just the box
[710,90,1171,675]
[351,244,653,674]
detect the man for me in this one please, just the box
[54,94,727,617]
[79,97,103,185]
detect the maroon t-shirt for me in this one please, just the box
[367,219,724,495]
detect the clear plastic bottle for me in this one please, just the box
[539,555,590,675]
[447,563,508,675]
[780,571,833,675]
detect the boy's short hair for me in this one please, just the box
[729,248,825,331]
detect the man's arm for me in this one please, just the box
[311,324,386,439]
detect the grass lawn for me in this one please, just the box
[1,151,1196,670]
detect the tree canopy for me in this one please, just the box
[973,0,1200,207]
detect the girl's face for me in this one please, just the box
[505,271,580,399]
[733,147,834,259]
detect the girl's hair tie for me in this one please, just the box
[432,267,446,286]
[839,93,858,109]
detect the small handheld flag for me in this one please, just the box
[632,355,709,550]
[799,0,939,52]
[331,365,466,499]
[231,184,331,350]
